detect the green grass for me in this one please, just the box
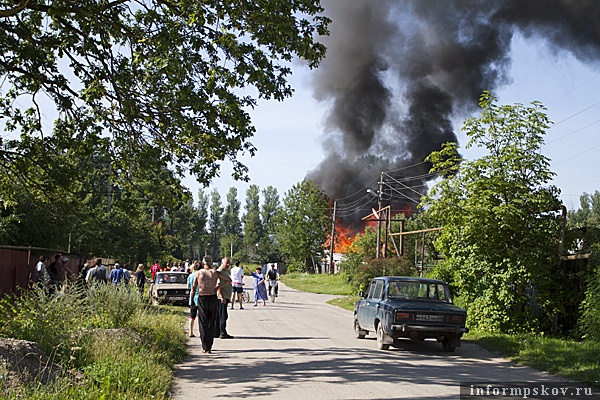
[0,284,188,399]
[464,331,600,386]
[283,272,600,387]
[281,272,355,295]
[326,295,361,311]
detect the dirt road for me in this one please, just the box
[172,278,560,399]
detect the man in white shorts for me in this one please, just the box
[230,260,244,310]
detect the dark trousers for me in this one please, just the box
[219,299,230,336]
[198,295,219,351]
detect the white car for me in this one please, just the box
[149,271,190,305]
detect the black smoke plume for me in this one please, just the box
[307,0,600,223]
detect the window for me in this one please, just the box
[367,281,377,298]
[373,280,384,299]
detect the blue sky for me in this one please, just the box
[193,32,600,212]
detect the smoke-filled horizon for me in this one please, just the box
[307,0,600,223]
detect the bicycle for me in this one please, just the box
[242,287,250,303]
[268,279,278,303]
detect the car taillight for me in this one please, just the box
[448,315,464,324]
[396,312,413,321]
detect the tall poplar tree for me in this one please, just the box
[208,189,224,260]
[243,185,263,262]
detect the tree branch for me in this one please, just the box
[0,0,30,18]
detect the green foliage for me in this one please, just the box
[565,191,600,254]
[87,285,144,328]
[261,186,281,234]
[579,252,600,341]
[276,180,330,272]
[338,226,377,278]
[0,285,89,363]
[0,284,187,399]
[84,346,171,398]
[350,257,416,292]
[0,0,330,205]
[422,91,562,333]
[208,189,224,259]
[243,185,263,262]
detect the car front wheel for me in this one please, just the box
[354,317,367,339]
[376,324,390,350]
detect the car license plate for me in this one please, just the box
[170,296,186,301]
[416,314,444,322]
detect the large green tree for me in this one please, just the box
[422,92,562,333]
[276,179,329,273]
[261,186,280,234]
[220,187,242,259]
[255,185,282,264]
[0,0,329,205]
[208,189,223,260]
[242,184,263,262]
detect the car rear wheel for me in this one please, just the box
[442,337,456,352]
[354,317,367,339]
[376,324,390,350]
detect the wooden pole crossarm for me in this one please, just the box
[390,227,443,236]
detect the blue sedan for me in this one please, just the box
[354,276,468,351]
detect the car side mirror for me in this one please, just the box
[358,291,367,298]
[150,279,155,284]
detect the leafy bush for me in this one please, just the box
[87,284,144,328]
[350,257,416,292]
[286,261,309,274]
[0,283,188,399]
[0,285,89,364]
[579,253,600,342]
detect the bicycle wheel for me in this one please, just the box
[242,290,250,303]
[271,290,276,303]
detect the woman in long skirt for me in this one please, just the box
[247,266,268,306]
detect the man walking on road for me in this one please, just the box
[191,255,231,353]
[230,260,244,310]
[217,258,234,339]
[267,263,279,297]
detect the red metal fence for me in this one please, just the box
[0,246,85,297]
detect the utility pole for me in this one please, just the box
[376,173,383,258]
[329,200,337,274]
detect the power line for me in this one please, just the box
[545,74,600,106]
[546,118,600,144]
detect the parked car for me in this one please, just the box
[149,271,190,306]
[354,276,468,352]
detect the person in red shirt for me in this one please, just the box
[150,260,162,280]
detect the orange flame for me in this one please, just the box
[324,223,359,254]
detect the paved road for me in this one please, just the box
[172,277,560,400]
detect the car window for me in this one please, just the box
[367,281,377,298]
[157,273,187,284]
[372,280,384,299]
[387,281,451,302]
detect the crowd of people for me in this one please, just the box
[187,257,280,353]
[33,252,281,354]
